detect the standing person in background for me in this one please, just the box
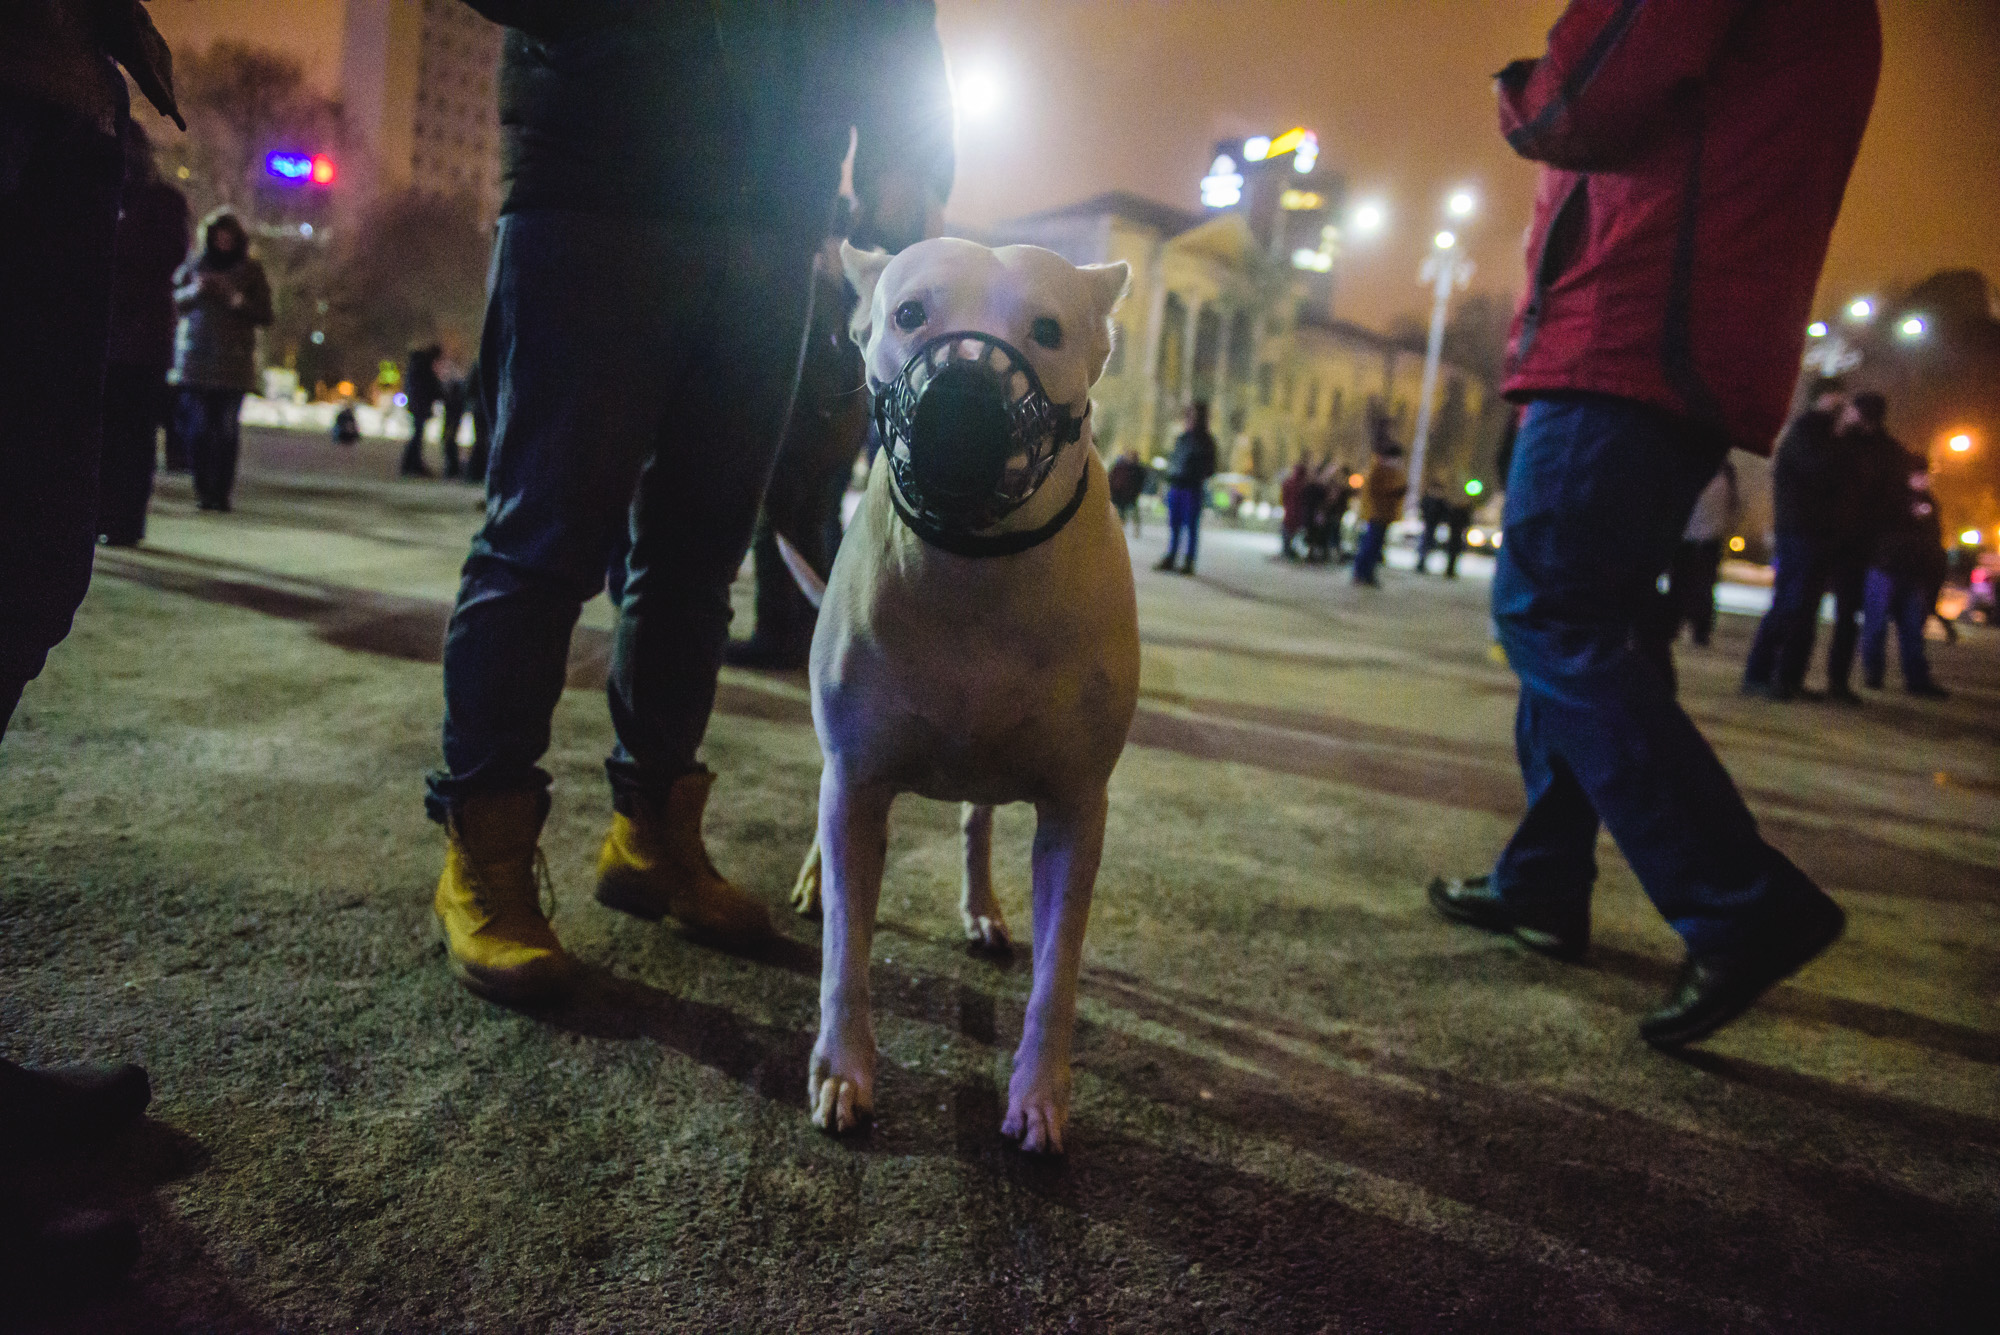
[1,0,184,1292]
[1439,489,1475,579]
[1742,379,1848,699]
[1430,0,1877,1049]
[97,119,188,547]
[1861,445,1950,699]
[461,355,491,484]
[169,209,269,513]
[1312,458,1352,564]
[1413,481,1448,573]
[1277,455,1312,559]
[1351,418,1406,588]
[1669,458,1739,647]
[1820,391,1897,705]
[1154,401,1216,575]
[426,0,955,1005]
[1105,446,1145,538]
[399,343,444,478]
[436,349,471,480]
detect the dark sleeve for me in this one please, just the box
[240,262,274,328]
[1497,0,1747,171]
[847,2,955,220]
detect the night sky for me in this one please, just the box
[153,0,2000,329]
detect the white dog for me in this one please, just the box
[793,237,1137,1154]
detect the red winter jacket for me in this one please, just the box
[1498,0,1880,455]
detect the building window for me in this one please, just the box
[1256,362,1275,406]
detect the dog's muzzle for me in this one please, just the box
[875,332,1085,535]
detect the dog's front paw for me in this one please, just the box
[1001,1056,1073,1154]
[791,842,822,918]
[807,1026,875,1134]
[960,905,1012,955]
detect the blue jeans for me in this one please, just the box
[1352,520,1389,584]
[1163,485,1202,566]
[1491,395,1820,956]
[425,211,815,820]
[1860,568,1935,689]
[1743,530,1831,692]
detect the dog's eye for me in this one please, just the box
[1030,317,1063,350]
[893,300,927,333]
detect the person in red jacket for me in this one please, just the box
[1429,0,1880,1049]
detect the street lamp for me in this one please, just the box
[1899,315,1927,340]
[1807,321,1828,338]
[1407,194,1476,521]
[1846,297,1875,322]
[1948,433,1973,454]
[1349,199,1387,237]
[954,68,1002,123]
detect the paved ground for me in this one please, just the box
[3,428,1996,1333]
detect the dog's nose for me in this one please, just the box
[905,360,1014,520]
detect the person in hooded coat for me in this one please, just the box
[169,208,271,512]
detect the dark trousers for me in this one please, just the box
[1667,538,1724,645]
[1820,554,1867,691]
[177,387,245,510]
[426,211,814,820]
[1743,531,1831,692]
[0,93,122,717]
[439,381,470,478]
[1163,484,1202,567]
[98,364,168,545]
[1352,519,1389,583]
[1491,395,1819,957]
[1860,568,1937,689]
[400,397,438,475]
[1442,521,1469,578]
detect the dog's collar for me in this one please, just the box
[890,462,1091,559]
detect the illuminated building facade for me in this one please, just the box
[340,0,504,216]
[990,192,1503,486]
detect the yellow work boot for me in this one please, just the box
[595,770,775,946]
[434,791,575,1003]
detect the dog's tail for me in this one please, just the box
[775,532,826,610]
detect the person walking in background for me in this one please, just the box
[1,0,185,1293]
[1155,401,1216,575]
[1106,446,1145,538]
[1351,418,1406,588]
[97,120,188,547]
[399,343,444,478]
[1430,0,1877,1049]
[426,0,955,1005]
[1742,378,1848,699]
[1413,481,1448,573]
[1277,455,1312,559]
[169,209,270,514]
[1669,458,1739,647]
[1860,417,1950,698]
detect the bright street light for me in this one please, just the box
[1899,315,1927,339]
[1847,297,1875,322]
[1961,529,1982,546]
[1350,199,1387,236]
[1433,230,1456,250]
[1446,188,1477,218]
[1948,433,1973,453]
[954,68,1002,121]
[1807,321,1828,337]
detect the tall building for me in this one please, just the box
[340,0,504,217]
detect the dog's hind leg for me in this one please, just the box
[958,803,1011,953]
[1001,789,1107,1155]
[790,837,822,918]
[808,768,891,1135]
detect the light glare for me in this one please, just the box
[1242,136,1271,162]
[1807,321,1828,337]
[1948,433,1973,453]
[1900,315,1926,338]
[955,69,1002,121]
[1350,200,1386,235]
[1446,189,1476,218]
[1847,297,1874,322]
[1434,230,1456,250]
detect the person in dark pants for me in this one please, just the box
[1818,391,1903,704]
[399,343,444,478]
[1155,401,1216,575]
[1430,0,1876,1049]
[1,0,183,1293]
[1439,494,1475,579]
[1310,459,1351,564]
[1278,455,1313,559]
[169,209,270,513]
[1858,413,1949,698]
[437,354,471,480]
[725,253,872,671]
[1413,483,1448,572]
[1106,447,1145,537]
[428,0,954,1005]
[97,119,188,547]
[1742,379,1849,699]
[1352,419,1406,587]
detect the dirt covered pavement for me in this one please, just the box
[3,429,1997,1333]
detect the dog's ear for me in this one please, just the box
[841,241,893,349]
[1078,261,1132,385]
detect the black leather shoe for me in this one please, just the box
[0,1060,151,1147]
[1427,875,1588,961]
[1640,891,1845,1049]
